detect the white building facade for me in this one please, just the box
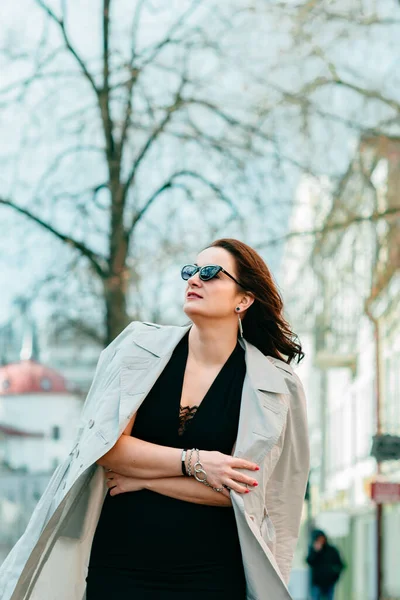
[282,136,400,600]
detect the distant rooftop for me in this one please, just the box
[0,359,75,395]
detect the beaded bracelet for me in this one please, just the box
[187,448,196,478]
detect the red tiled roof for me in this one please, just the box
[0,359,71,395]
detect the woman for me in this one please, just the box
[0,239,309,600]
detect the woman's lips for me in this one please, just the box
[187,293,202,299]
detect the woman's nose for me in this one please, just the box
[188,273,201,285]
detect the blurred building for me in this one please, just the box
[282,135,400,600]
[0,316,85,564]
[0,359,82,472]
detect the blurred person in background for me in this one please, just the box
[306,529,345,600]
[0,239,310,600]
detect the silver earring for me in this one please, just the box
[236,308,244,338]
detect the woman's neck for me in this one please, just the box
[188,321,239,367]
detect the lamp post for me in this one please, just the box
[305,474,314,600]
[365,307,383,600]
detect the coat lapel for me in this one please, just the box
[130,323,192,358]
[117,324,191,431]
[233,339,289,464]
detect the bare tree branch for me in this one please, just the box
[123,80,186,201]
[0,197,107,276]
[52,316,106,346]
[256,206,400,249]
[137,0,204,69]
[299,76,400,115]
[129,169,240,235]
[35,0,99,96]
[255,76,393,139]
[0,52,71,99]
[118,0,205,158]
[130,0,147,59]
[32,145,105,198]
[184,97,313,173]
[101,0,116,165]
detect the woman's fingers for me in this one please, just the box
[104,469,117,491]
[230,458,259,472]
[225,479,250,494]
[200,451,259,492]
[225,458,259,488]
[229,469,259,488]
[107,476,119,494]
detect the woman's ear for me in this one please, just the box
[240,293,255,311]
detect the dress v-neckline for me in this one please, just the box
[177,334,240,436]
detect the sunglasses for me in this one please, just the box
[181,264,243,287]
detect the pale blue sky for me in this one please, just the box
[1,0,399,333]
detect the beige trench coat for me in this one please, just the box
[0,321,310,600]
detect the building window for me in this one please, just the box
[40,377,52,391]
[52,426,60,440]
[1,379,10,391]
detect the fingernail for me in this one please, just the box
[253,482,258,487]
[245,489,250,493]
[255,466,260,471]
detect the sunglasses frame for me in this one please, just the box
[181,264,243,288]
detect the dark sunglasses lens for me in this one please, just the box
[181,265,197,280]
[199,265,220,281]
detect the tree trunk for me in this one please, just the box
[105,173,130,344]
[104,273,130,345]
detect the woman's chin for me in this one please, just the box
[183,302,205,318]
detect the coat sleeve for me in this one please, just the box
[265,370,310,585]
[0,322,142,599]
[69,321,140,443]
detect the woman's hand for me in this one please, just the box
[104,469,146,496]
[189,451,260,495]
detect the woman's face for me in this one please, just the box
[183,247,248,320]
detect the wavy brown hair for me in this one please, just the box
[207,238,304,364]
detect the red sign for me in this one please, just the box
[371,482,400,504]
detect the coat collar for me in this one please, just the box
[131,322,289,395]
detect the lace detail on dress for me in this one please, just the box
[178,405,199,435]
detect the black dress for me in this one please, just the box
[87,333,247,599]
